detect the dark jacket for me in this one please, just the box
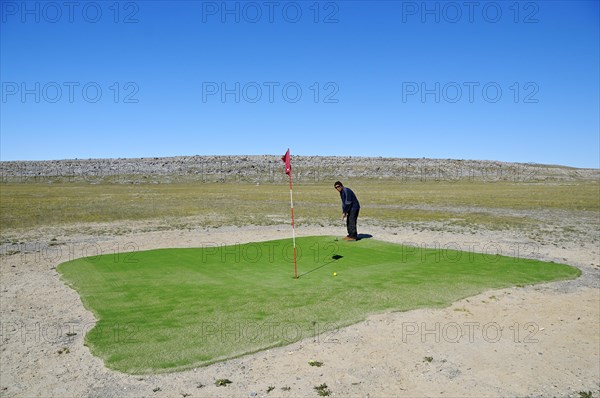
[340,187,360,214]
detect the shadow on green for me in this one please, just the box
[57,236,580,374]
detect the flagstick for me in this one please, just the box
[288,172,298,279]
[281,148,297,279]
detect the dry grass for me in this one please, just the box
[1,179,598,238]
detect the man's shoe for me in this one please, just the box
[346,237,357,241]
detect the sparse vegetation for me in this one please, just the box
[314,383,331,396]
[1,181,598,235]
[215,379,232,387]
[453,307,472,315]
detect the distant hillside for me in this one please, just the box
[1,156,598,183]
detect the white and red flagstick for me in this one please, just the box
[281,149,298,279]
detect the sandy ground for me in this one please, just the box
[1,221,599,398]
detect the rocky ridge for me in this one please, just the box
[1,156,597,183]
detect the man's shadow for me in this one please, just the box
[297,234,373,277]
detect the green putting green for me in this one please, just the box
[57,236,580,374]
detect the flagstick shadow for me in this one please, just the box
[298,255,343,278]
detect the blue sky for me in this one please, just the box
[1,0,599,168]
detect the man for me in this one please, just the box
[334,181,360,241]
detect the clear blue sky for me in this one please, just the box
[1,0,599,168]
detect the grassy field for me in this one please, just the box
[57,236,580,374]
[1,180,598,234]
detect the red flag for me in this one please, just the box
[281,149,291,175]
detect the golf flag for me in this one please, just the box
[281,149,291,175]
[282,148,298,279]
